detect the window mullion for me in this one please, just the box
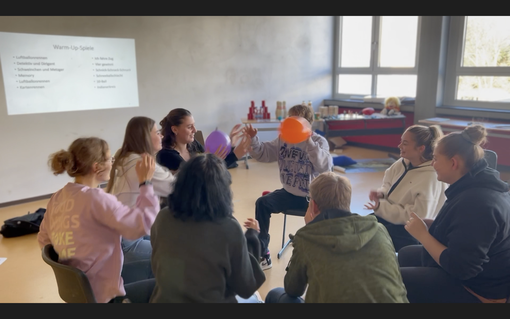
[336,67,373,74]
[375,68,417,75]
[371,16,380,97]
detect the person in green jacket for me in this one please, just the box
[265,172,409,303]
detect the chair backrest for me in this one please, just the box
[484,149,498,170]
[195,130,205,146]
[41,244,97,303]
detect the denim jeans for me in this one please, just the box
[122,236,152,264]
[235,294,263,303]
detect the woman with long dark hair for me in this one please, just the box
[150,154,265,303]
[157,108,250,173]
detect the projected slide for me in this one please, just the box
[0,32,139,115]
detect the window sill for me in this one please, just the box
[323,99,415,113]
[436,105,510,121]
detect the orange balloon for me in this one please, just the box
[279,116,312,144]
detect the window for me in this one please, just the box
[444,16,510,110]
[333,16,420,100]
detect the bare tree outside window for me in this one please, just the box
[457,16,510,102]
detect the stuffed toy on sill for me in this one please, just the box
[381,96,401,116]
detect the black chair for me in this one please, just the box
[195,130,205,147]
[277,209,306,259]
[484,149,497,170]
[41,244,97,303]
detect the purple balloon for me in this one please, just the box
[205,130,231,156]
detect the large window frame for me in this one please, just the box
[443,16,510,111]
[332,16,422,100]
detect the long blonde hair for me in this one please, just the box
[105,116,155,193]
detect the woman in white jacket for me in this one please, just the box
[106,116,175,264]
[365,124,447,252]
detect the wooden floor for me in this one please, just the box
[1,145,508,303]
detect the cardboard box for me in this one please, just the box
[328,136,347,150]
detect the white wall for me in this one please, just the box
[0,16,334,204]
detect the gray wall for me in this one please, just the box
[0,16,334,204]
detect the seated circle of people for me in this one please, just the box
[37,106,510,304]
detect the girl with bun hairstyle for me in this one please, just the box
[400,125,510,303]
[37,137,159,303]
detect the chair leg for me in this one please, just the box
[278,237,292,259]
[278,214,289,259]
[281,214,287,248]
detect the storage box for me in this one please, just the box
[328,136,347,150]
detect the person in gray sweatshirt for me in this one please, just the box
[245,104,333,270]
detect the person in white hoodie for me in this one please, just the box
[106,116,176,264]
[364,124,447,252]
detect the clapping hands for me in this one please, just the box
[364,189,383,211]
[229,124,245,147]
[404,212,429,240]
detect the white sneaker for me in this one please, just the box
[260,253,272,270]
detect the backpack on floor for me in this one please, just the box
[0,208,46,238]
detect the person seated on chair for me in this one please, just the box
[265,172,409,303]
[364,125,447,252]
[244,104,333,270]
[150,154,265,303]
[37,137,159,303]
[105,116,175,265]
[399,124,510,303]
[157,108,251,173]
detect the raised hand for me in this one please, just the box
[368,190,383,202]
[136,153,156,184]
[233,132,252,160]
[213,145,229,160]
[243,218,260,232]
[404,212,429,240]
[229,124,244,147]
[364,201,379,211]
[245,124,258,138]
